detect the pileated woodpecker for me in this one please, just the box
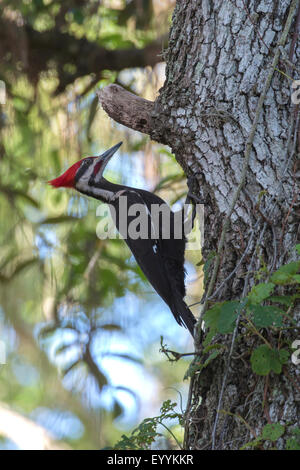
[49,143,196,337]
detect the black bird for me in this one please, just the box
[49,142,196,337]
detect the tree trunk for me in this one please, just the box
[99,0,300,450]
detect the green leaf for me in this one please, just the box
[218,301,241,333]
[275,260,300,274]
[286,438,300,450]
[251,345,271,375]
[269,295,294,306]
[202,343,224,354]
[250,345,287,376]
[248,282,275,304]
[248,305,283,328]
[270,272,291,285]
[202,328,216,348]
[203,302,222,332]
[271,260,300,285]
[240,437,262,450]
[184,345,223,379]
[203,251,217,286]
[184,361,202,380]
[286,428,300,450]
[279,349,289,365]
[295,244,300,255]
[202,350,221,368]
[262,423,285,441]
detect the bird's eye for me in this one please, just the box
[81,158,92,169]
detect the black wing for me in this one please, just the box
[111,188,195,335]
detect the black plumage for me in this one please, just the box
[49,143,197,337]
[100,181,195,336]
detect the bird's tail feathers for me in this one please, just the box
[171,295,196,338]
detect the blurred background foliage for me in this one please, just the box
[0,0,202,450]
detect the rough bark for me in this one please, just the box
[99,0,300,450]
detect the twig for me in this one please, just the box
[240,0,271,54]
[83,242,103,280]
[183,374,196,450]
[244,318,272,348]
[263,374,271,423]
[283,367,300,394]
[160,346,199,362]
[218,409,257,440]
[279,46,298,70]
[158,421,183,450]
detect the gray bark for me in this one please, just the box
[99,0,300,451]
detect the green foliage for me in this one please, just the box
[112,400,182,450]
[203,251,217,286]
[242,423,286,450]
[184,343,224,380]
[286,428,300,450]
[201,250,299,379]
[270,260,300,285]
[194,252,298,452]
[250,345,289,376]
[262,423,285,441]
[247,282,275,304]
[242,425,300,450]
[217,301,242,333]
[248,305,283,328]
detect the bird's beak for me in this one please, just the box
[93,141,122,180]
[99,142,122,162]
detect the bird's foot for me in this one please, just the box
[186,191,204,204]
[185,175,204,205]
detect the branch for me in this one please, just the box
[83,341,108,392]
[0,19,166,93]
[97,84,155,135]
